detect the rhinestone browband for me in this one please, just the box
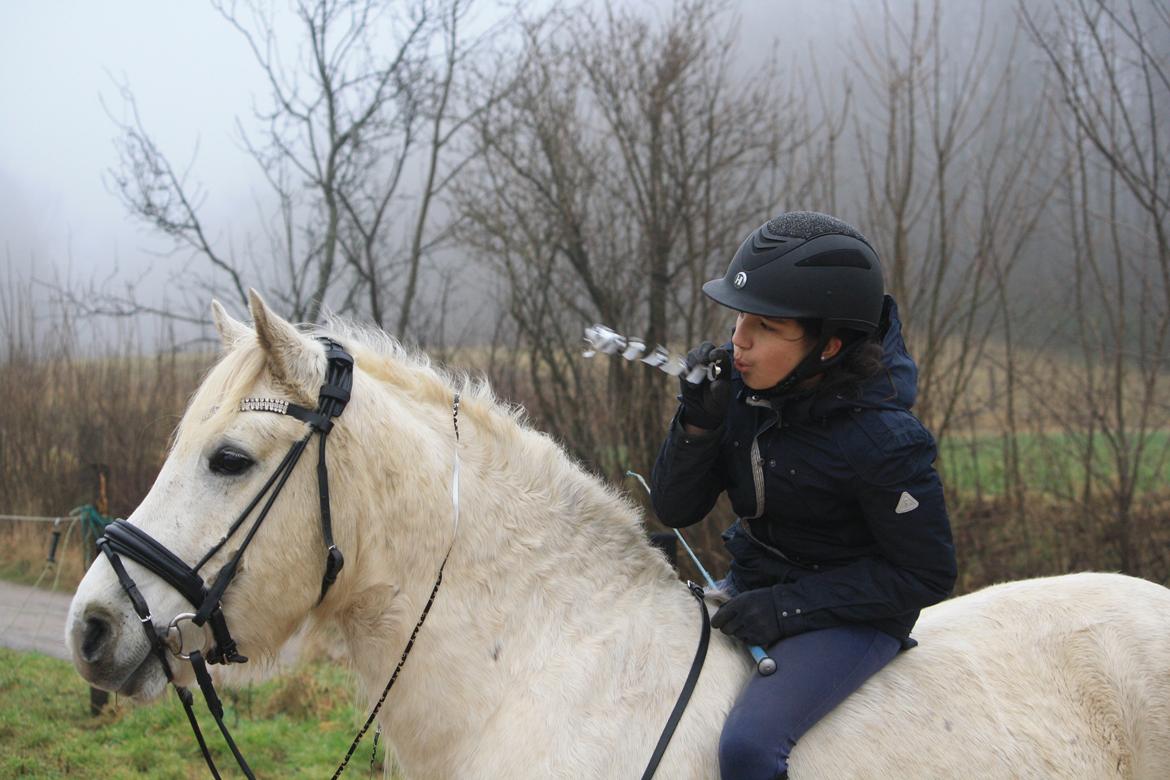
[239,397,290,414]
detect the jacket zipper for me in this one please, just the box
[744,394,780,519]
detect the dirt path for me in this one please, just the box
[1,579,311,670]
[0,580,73,661]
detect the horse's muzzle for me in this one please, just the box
[68,604,166,699]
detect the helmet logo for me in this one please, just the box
[733,271,748,289]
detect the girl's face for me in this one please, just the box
[730,312,817,390]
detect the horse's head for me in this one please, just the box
[66,291,372,700]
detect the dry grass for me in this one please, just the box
[0,348,211,519]
[951,490,1170,592]
[0,518,90,591]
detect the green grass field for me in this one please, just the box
[938,430,1170,498]
[0,648,402,779]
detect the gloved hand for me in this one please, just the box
[711,587,781,646]
[679,341,731,430]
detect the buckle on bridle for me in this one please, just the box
[318,544,345,603]
[165,612,213,661]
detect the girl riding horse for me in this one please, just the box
[653,212,957,779]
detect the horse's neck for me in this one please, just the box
[336,405,695,774]
[451,422,678,601]
[349,396,673,596]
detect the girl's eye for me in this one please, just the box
[759,320,772,331]
[209,447,254,476]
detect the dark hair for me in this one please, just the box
[797,319,885,399]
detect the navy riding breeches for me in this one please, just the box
[718,624,901,779]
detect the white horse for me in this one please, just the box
[67,292,1170,779]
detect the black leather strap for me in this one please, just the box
[102,522,208,607]
[175,686,221,780]
[640,582,711,780]
[313,338,351,601]
[192,649,255,779]
[194,439,308,573]
[316,433,343,603]
[99,540,225,779]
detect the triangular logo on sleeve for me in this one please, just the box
[895,492,919,514]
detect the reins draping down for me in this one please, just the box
[328,391,462,779]
[640,582,711,779]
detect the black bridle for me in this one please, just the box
[96,338,354,780]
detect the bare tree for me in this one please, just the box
[334,0,505,336]
[108,0,492,334]
[456,0,818,479]
[1022,0,1170,574]
[850,0,1053,449]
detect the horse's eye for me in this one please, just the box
[209,447,254,476]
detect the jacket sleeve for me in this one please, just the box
[649,405,727,528]
[767,417,957,637]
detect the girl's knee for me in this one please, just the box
[719,712,790,780]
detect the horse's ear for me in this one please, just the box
[211,300,250,351]
[248,289,318,393]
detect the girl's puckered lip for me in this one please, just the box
[734,358,749,371]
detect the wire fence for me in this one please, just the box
[0,513,68,523]
[0,506,114,647]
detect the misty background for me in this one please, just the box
[1,0,904,347]
[1,0,1168,593]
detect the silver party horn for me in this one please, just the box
[583,324,723,384]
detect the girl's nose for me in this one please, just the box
[732,319,749,350]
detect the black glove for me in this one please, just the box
[711,587,781,646]
[678,342,731,430]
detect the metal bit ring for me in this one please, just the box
[165,612,213,660]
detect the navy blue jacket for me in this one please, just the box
[651,298,957,641]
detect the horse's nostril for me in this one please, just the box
[81,614,112,663]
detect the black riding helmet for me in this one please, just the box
[703,211,885,394]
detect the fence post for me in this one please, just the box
[89,464,110,716]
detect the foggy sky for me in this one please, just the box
[1,2,297,335]
[0,0,1006,346]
